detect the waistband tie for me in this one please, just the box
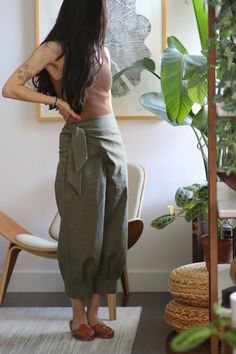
[67,125,88,195]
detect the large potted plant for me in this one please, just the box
[151,182,233,269]
[113,0,236,254]
[113,0,210,177]
[113,0,236,184]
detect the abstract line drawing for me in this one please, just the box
[105,0,152,97]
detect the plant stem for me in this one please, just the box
[147,69,161,80]
[191,126,208,180]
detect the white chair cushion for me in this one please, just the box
[15,234,58,250]
[127,162,146,219]
[49,213,61,241]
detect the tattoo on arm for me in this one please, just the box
[17,63,34,83]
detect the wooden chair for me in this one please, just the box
[0,162,146,319]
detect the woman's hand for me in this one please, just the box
[56,98,82,121]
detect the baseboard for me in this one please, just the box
[3,270,169,292]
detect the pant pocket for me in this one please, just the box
[82,144,105,191]
[54,159,67,217]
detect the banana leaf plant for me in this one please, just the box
[113,0,209,179]
[113,0,235,228]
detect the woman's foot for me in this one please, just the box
[90,320,114,339]
[87,293,115,339]
[87,314,114,339]
[69,320,95,341]
[69,296,95,340]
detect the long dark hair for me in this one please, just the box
[33,0,108,114]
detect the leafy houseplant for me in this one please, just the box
[151,183,232,239]
[208,0,236,191]
[208,0,236,115]
[151,182,233,268]
[216,118,236,191]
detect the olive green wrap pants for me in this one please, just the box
[54,113,128,299]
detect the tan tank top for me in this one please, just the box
[80,48,113,119]
[48,47,114,120]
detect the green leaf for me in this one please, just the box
[185,202,208,222]
[183,55,207,80]
[151,214,176,230]
[175,187,194,207]
[223,329,236,348]
[160,48,194,124]
[112,58,157,82]
[195,185,208,201]
[188,75,208,104]
[167,36,188,54]
[139,92,193,126]
[191,106,208,134]
[212,303,232,318]
[170,326,214,352]
[192,0,208,51]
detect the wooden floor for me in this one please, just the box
[2,292,211,354]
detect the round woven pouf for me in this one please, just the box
[165,299,209,332]
[168,262,209,306]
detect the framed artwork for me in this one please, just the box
[35,0,166,121]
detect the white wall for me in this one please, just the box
[0,0,205,292]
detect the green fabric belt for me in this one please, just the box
[62,113,122,195]
[67,125,88,195]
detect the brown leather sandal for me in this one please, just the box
[69,320,95,341]
[91,321,114,339]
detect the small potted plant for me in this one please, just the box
[151,183,233,269]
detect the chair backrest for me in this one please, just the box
[49,162,147,241]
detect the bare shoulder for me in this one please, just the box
[39,41,63,60]
[22,42,61,67]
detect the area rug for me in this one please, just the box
[0,306,142,354]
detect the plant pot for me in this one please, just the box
[217,170,236,191]
[201,234,233,271]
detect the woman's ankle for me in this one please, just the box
[71,311,88,327]
[70,296,87,325]
[87,312,99,326]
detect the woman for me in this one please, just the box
[2,0,128,342]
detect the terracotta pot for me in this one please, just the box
[217,171,236,191]
[201,234,233,270]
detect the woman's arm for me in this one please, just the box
[2,42,81,120]
[2,42,59,105]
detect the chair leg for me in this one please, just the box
[0,243,21,306]
[121,264,130,294]
[107,293,116,320]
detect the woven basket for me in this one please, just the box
[165,299,209,332]
[168,262,209,306]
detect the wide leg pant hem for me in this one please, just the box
[94,279,118,294]
[64,282,94,300]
